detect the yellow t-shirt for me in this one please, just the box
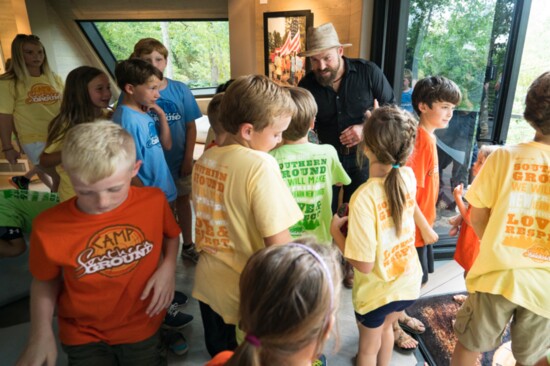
[191,144,303,324]
[0,74,63,144]
[345,167,422,315]
[43,138,74,202]
[465,141,550,318]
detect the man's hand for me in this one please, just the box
[340,124,364,148]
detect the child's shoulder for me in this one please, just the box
[163,78,192,94]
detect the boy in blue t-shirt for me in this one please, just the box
[131,38,202,263]
[112,59,193,346]
[112,58,177,203]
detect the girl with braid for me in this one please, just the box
[331,106,423,366]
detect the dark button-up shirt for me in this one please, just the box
[299,57,395,149]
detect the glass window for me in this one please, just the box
[507,0,549,144]
[92,20,230,90]
[402,0,518,237]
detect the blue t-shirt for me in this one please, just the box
[117,79,202,180]
[401,88,414,114]
[112,105,177,202]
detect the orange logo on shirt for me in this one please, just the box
[75,225,153,278]
[25,83,61,105]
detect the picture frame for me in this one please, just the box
[263,10,313,86]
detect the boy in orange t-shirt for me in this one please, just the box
[407,75,461,285]
[391,76,462,351]
[17,121,181,365]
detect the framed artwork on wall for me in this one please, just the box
[263,10,313,86]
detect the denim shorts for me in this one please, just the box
[355,299,415,328]
[21,142,46,165]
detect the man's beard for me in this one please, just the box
[313,58,341,87]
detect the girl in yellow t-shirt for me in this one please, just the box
[0,34,63,191]
[39,66,112,201]
[331,106,423,366]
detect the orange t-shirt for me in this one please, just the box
[406,126,439,247]
[453,206,480,272]
[29,187,181,346]
[205,351,234,366]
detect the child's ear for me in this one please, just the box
[418,102,429,114]
[124,83,135,95]
[239,123,254,142]
[131,160,142,177]
[310,118,315,130]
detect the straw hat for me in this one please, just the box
[299,23,352,57]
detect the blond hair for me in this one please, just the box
[362,106,417,235]
[62,121,136,184]
[220,75,296,134]
[0,34,62,90]
[131,38,169,59]
[524,71,550,135]
[283,87,318,141]
[226,238,341,366]
[207,92,225,135]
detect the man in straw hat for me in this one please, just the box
[299,23,394,207]
[299,22,394,288]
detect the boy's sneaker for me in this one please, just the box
[180,243,199,264]
[173,291,189,308]
[9,176,30,190]
[162,329,189,356]
[163,303,193,329]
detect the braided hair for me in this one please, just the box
[362,106,417,235]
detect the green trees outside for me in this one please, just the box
[96,20,230,89]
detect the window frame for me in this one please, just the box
[77,18,230,97]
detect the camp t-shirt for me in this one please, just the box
[406,126,439,247]
[465,141,550,319]
[345,167,422,315]
[270,143,351,243]
[0,74,63,144]
[192,144,303,324]
[30,187,181,345]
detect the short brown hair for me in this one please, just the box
[131,38,168,59]
[220,75,296,134]
[207,93,225,135]
[524,71,550,135]
[283,87,318,141]
[114,58,163,91]
[412,76,462,116]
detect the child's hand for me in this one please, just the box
[141,264,175,317]
[364,98,379,119]
[16,332,57,366]
[148,103,166,117]
[180,159,193,177]
[453,183,464,200]
[420,226,439,245]
[448,214,463,227]
[331,213,349,233]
